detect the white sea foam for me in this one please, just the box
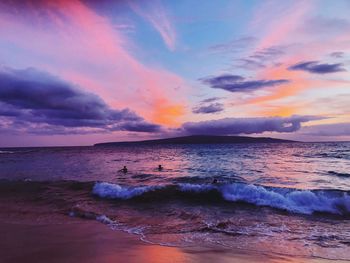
[92,182,350,215]
[92,182,161,199]
[221,183,350,215]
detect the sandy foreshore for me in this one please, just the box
[0,219,344,263]
[0,180,347,263]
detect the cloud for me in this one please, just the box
[251,1,312,50]
[182,115,324,135]
[251,46,285,60]
[288,61,346,74]
[300,122,350,137]
[210,37,286,70]
[200,74,289,93]
[301,16,350,36]
[0,0,187,127]
[192,103,224,114]
[235,58,266,70]
[209,36,256,53]
[235,46,286,70]
[200,97,222,103]
[129,0,176,50]
[329,51,345,58]
[0,67,161,134]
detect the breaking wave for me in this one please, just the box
[92,182,350,216]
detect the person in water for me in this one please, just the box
[119,166,128,173]
[212,179,218,184]
[158,164,163,171]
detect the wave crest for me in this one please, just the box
[221,183,350,215]
[92,182,162,199]
[92,182,350,216]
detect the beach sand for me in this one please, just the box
[1,219,344,263]
[0,181,346,263]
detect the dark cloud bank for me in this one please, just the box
[0,67,161,134]
[182,115,324,136]
[0,67,333,138]
[288,61,346,74]
[200,74,289,93]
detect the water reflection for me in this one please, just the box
[0,142,350,190]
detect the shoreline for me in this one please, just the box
[0,180,348,262]
[0,218,345,263]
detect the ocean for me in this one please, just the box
[1,142,350,260]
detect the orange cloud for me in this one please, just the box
[152,101,186,126]
[256,105,299,117]
[249,61,310,104]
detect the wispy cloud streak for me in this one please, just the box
[129,0,176,50]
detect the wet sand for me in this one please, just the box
[0,219,345,263]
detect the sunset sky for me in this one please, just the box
[0,0,350,146]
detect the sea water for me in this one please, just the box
[1,142,350,260]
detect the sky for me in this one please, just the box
[0,0,350,147]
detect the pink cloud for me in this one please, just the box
[243,0,350,116]
[251,0,313,50]
[0,0,187,126]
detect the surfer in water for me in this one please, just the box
[158,164,163,171]
[119,166,128,173]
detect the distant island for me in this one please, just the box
[94,135,295,146]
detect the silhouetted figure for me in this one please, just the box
[119,166,128,173]
[212,179,218,184]
[158,164,163,171]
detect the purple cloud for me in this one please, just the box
[0,67,161,134]
[250,46,285,60]
[210,39,286,70]
[300,123,350,137]
[288,61,346,74]
[233,45,286,70]
[182,115,324,135]
[200,74,289,93]
[192,103,224,114]
[200,97,222,103]
[329,51,345,58]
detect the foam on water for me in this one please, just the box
[221,183,350,215]
[92,182,162,199]
[93,182,350,216]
